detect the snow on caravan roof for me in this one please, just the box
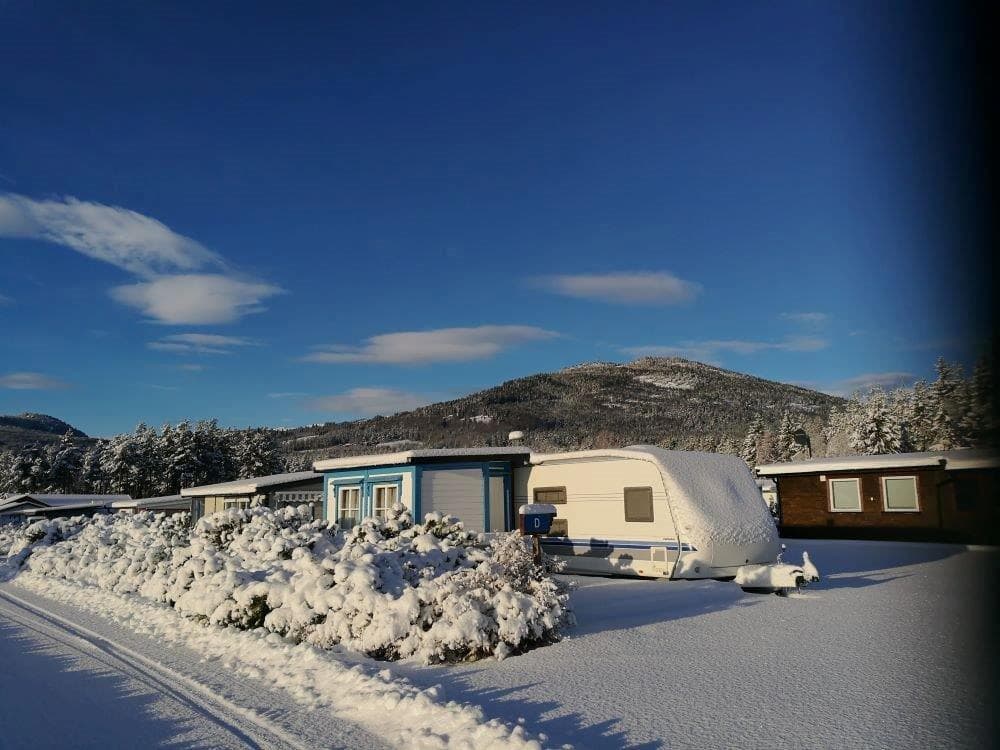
[181,471,320,497]
[313,447,531,471]
[529,446,776,550]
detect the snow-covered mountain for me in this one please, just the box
[282,357,845,460]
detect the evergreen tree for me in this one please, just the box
[849,387,903,455]
[775,411,799,462]
[741,416,764,466]
[48,430,83,493]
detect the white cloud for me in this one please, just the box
[305,388,433,417]
[834,371,917,395]
[268,391,309,399]
[780,312,829,325]
[529,271,701,305]
[177,363,206,371]
[303,325,558,365]
[148,332,260,355]
[113,274,284,325]
[623,336,828,361]
[0,193,221,278]
[0,293,12,306]
[0,372,69,390]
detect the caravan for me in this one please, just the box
[514,446,780,580]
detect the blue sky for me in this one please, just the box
[0,2,986,437]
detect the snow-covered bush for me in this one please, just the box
[11,505,573,663]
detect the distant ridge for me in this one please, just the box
[0,412,89,450]
[279,357,845,460]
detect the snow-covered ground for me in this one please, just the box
[2,538,996,748]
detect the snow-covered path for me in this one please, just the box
[0,587,387,750]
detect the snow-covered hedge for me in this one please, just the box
[5,506,573,663]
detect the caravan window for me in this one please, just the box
[624,487,654,522]
[534,487,567,504]
[829,478,862,512]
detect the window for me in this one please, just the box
[533,487,566,504]
[372,484,398,520]
[337,486,361,529]
[882,476,919,512]
[223,497,251,510]
[829,478,861,512]
[624,487,654,522]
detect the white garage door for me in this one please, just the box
[421,468,485,532]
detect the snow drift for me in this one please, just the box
[2,505,573,663]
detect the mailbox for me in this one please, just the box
[518,503,558,535]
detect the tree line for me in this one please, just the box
[739,355,995,465]
[0,420,287,498]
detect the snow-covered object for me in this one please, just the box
[531,446,778,555]
[8,505,573,663]
[735,551,821,594]
[519,504,558,515]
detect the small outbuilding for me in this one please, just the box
[313,448,532,532]
[182,471,324,522]
[112,495,191,516]
[756,449,1000,544]
[0,493,131,524]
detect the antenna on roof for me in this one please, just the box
[508,430,525,447]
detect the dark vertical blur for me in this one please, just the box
[956,2,999,743]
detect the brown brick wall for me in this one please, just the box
[774,466,999,543]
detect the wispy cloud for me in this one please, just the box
[0,293,13,306]
[149,384,180,391]
[268,391,309,399]
[528,271,701,306]
[303,325,558,365]
[177,363,206,371]
[115,274,284,325]
[1,193,283,325]
[0,372,69,390]
[831,371,917,395]
[0,193,221,278]
[623,336,828,361]
[148,333,259,355]
[305,388,434,417]
[780,312,829,326]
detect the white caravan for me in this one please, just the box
[514,446,780,580]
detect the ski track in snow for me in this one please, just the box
[0,590,313,750]
[0,578,545,750]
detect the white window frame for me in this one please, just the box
[372,484,398,521]
[223,497,251,510]
[881,475,920,513]
[337,486,361,528]
[828,477,862,513]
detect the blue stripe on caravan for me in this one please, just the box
[541,537,697,551]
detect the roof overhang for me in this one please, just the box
[313,448,531,472]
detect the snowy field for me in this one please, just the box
[1,538,996,749]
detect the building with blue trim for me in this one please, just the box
[313,448,532,532]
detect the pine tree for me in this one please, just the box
[775,411,798,461]
[741,416,764,466]
[849,387,903,455]
[48,430,83,493]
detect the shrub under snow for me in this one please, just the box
[5,505,573,663]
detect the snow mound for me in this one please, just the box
[4,506,573,663]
